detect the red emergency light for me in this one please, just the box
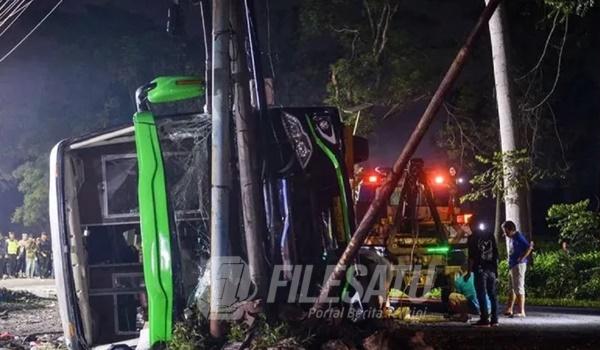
[367,175,379,184]
[456,213,473,224]
[434,175,445,185]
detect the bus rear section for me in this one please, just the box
[49,112,212,349]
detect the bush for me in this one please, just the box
[574,274,600,300]
[572,251,600,300]
[497,260,510,296]
[496,250,600,301]
[526,251,576,299]
[547,199,600,253]
[572,251,600,272]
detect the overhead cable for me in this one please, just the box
[0,0,62,64]
[0,1,33,38]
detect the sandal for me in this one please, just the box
[503,311,513,317]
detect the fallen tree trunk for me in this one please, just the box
[313,0,505,310]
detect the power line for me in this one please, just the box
[0,0,30,24]
[0,0,26,23]
[0,0,62,64]
[0,1,33,39]
[0,0,22,18]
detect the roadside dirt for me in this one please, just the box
[0,288,63,349]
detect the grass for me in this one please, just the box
[498,296,600,309]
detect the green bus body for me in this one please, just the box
[147,76,205,104]
[133,76,205,344]
[133,111,174,344]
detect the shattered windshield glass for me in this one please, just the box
[156,114,212,311]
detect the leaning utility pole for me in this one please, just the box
[313,0,505,310]
[485,0,529,241]
[231,1,269,299]
[210,0,232,338]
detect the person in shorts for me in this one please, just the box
[502,220,534,317]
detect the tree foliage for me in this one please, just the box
[461,149,558,203]
[436,87,499,173]
[11,160,48,229]
[546,199,600,252]
[299,0,469,134]
[437,0,594,209]
[544,0,596,17]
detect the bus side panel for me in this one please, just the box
[133,112,174,345]
[49,142,77,349]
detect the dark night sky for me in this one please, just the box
[0,0,192,231]
[0,0,598,235]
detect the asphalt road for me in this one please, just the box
[383,304,600,349]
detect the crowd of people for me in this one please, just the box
[0,231,52,279]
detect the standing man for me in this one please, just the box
[468,225,499,327]
[37,232,52,278]
[502,220,534,317]
[0,233,6,278]
[17,233,28,278]
[6,232,19,277]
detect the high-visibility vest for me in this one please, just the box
[7,239,19,255]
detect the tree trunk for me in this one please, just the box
[485,0,530,245]
[231,1,269,299]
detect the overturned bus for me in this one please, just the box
[49,76,364,349]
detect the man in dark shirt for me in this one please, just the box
[468,227,499,327]
[37,232,52,278]
[0,233,6,277]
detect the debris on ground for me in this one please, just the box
[321,339,356,350]
[0,288,41,305]
[0,288,63,349]
[167,301,439,350]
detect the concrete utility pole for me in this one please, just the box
[485,0,529,241]
[210,0,232,338]
[231,1,269,299]
[313,0,505,311]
